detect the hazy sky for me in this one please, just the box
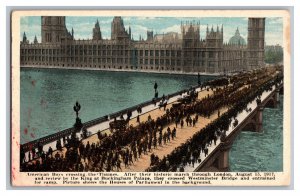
[20,16,283,46]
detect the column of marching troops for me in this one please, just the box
[20,67,283,172]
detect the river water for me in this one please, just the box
[229,95,283,172]
[20,68,283,172]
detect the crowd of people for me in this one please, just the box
[20,67,283,172]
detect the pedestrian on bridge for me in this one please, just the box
[181,119,184,128]
[172,127,176,139]
[204,147,208,157]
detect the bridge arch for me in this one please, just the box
[279,85,284,95]
[265,97,276,108]
[241,119,257,132]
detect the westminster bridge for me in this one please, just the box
[20,66,284,172]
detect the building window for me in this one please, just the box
[171,51,175,57]
[155,50,159,56]
[166,50,170,56]
[150,50,153,56]
[46,33,52,42]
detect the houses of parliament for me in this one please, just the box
[20,16,265,73]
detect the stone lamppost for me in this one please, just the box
[154,81,158,98]
[73,101,83,131]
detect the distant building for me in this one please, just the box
[229,28,246,45]
[20,16,266,73]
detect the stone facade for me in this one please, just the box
[247,18,266,70]
[20,16,265,74]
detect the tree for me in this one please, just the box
[265,45,283,64]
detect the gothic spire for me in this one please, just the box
[34,35,38,44]
[129,25,131,37]
[95,19,100,28]
[22,32,27,43]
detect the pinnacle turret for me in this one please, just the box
[95,19,100,28]
[34,35,38,44]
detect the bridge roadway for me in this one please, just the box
[23,83,215,162]
[82,87,213,145]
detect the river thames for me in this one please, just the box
[20,68,283,172]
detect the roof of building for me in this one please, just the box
[153,32,182,43]
[229,28,246,45]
